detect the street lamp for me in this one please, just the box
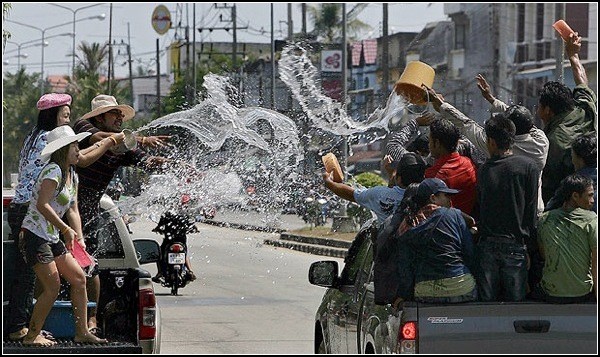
[3,53,29,68]
[48,3,105,76]
[5,40,46,70]
[6,15,105,95]
[5,34,72,71]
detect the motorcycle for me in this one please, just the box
[152,210,198,295]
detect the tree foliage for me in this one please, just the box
[306,3,371,43]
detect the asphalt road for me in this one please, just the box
[129,215,344,354]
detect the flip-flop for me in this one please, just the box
[88,327,103,337]
[40,330,56,341]
[22,336,57,347]
[8,328,28,341]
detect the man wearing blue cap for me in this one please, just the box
[396,177,477,304]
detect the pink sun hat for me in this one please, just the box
[37,93,72,110]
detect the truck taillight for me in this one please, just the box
[139,288,156,340]
[396,321,417,354]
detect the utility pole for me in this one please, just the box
[554,3,565,82]
[271,3,275,110]
[301,3,307,35]
[232,4,237,69]
[108,3,113,94]
[287,3,293,110]
[193,3,197,105]
[156,38,161,118]
[382,3,389,104]
[127,23,134,105]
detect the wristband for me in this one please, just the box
[109,136,118,146]
[61,226,72,234]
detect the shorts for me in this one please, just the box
[21,229,68,268]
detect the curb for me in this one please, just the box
[202,220,351,258]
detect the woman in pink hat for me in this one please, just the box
[6,93,124,342]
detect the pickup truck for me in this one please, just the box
[3,192,163,354]
[308,219,597,354]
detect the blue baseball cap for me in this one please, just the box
[417,178,459,198]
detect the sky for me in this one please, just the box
[3,2,448,78]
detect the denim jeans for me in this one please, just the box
[6,202,36,334]
[476,240,527,302]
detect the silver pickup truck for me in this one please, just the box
[309,219,597,354]
[3,192,162,354]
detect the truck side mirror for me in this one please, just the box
[308,261,339,288]
[133,239,160,264]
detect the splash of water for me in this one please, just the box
[278,44,412,138]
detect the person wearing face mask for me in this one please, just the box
[6,93,123,342]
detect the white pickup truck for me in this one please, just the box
[3,192,163,354]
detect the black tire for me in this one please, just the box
[171,272,180,296]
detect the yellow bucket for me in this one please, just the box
[394,61,435,105]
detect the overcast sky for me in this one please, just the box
[3,2,448,78]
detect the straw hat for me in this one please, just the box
[80,94,135,121]
[41,125,90,161]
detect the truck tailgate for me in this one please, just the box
[3,340,142,354]
[415,302,597,354]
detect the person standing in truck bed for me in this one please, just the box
[534,174,597,303]
[475,113,539,302]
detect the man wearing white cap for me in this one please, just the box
[73,94,170,335]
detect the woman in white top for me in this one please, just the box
[20,126,107,346]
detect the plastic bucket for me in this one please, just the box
[394,61,435,105]
[552,20,574,41]
[111,129,137,154]
[322,153,343,183]
[43,300,97,338]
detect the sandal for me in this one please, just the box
[88,327,103,337]
[40,330,56,341]
[8,327,28,341]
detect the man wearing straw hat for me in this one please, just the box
[73,94,170,335]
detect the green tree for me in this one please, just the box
[2,69,41,185]
[66,41,130,122]
[161,51,233,116]
[306,3,371,43]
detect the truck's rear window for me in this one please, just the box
[94,210,125,259]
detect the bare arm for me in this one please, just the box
[565,32,587,86]
[36,178,77,250]
[78,133,125,167]
[64,199,85,250]
[322,171,356,202]
[476,74,509,112]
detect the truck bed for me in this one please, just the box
[403,301,597,354]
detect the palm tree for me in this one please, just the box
[66,41,130,120]
[306,3,371,43]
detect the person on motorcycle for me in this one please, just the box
[151,208,198,283]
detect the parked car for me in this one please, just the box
[3,192,162,354]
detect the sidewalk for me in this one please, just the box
[203,209,354,258]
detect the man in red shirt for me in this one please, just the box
[425,118,477,215]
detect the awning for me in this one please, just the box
[514,59,595,79]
